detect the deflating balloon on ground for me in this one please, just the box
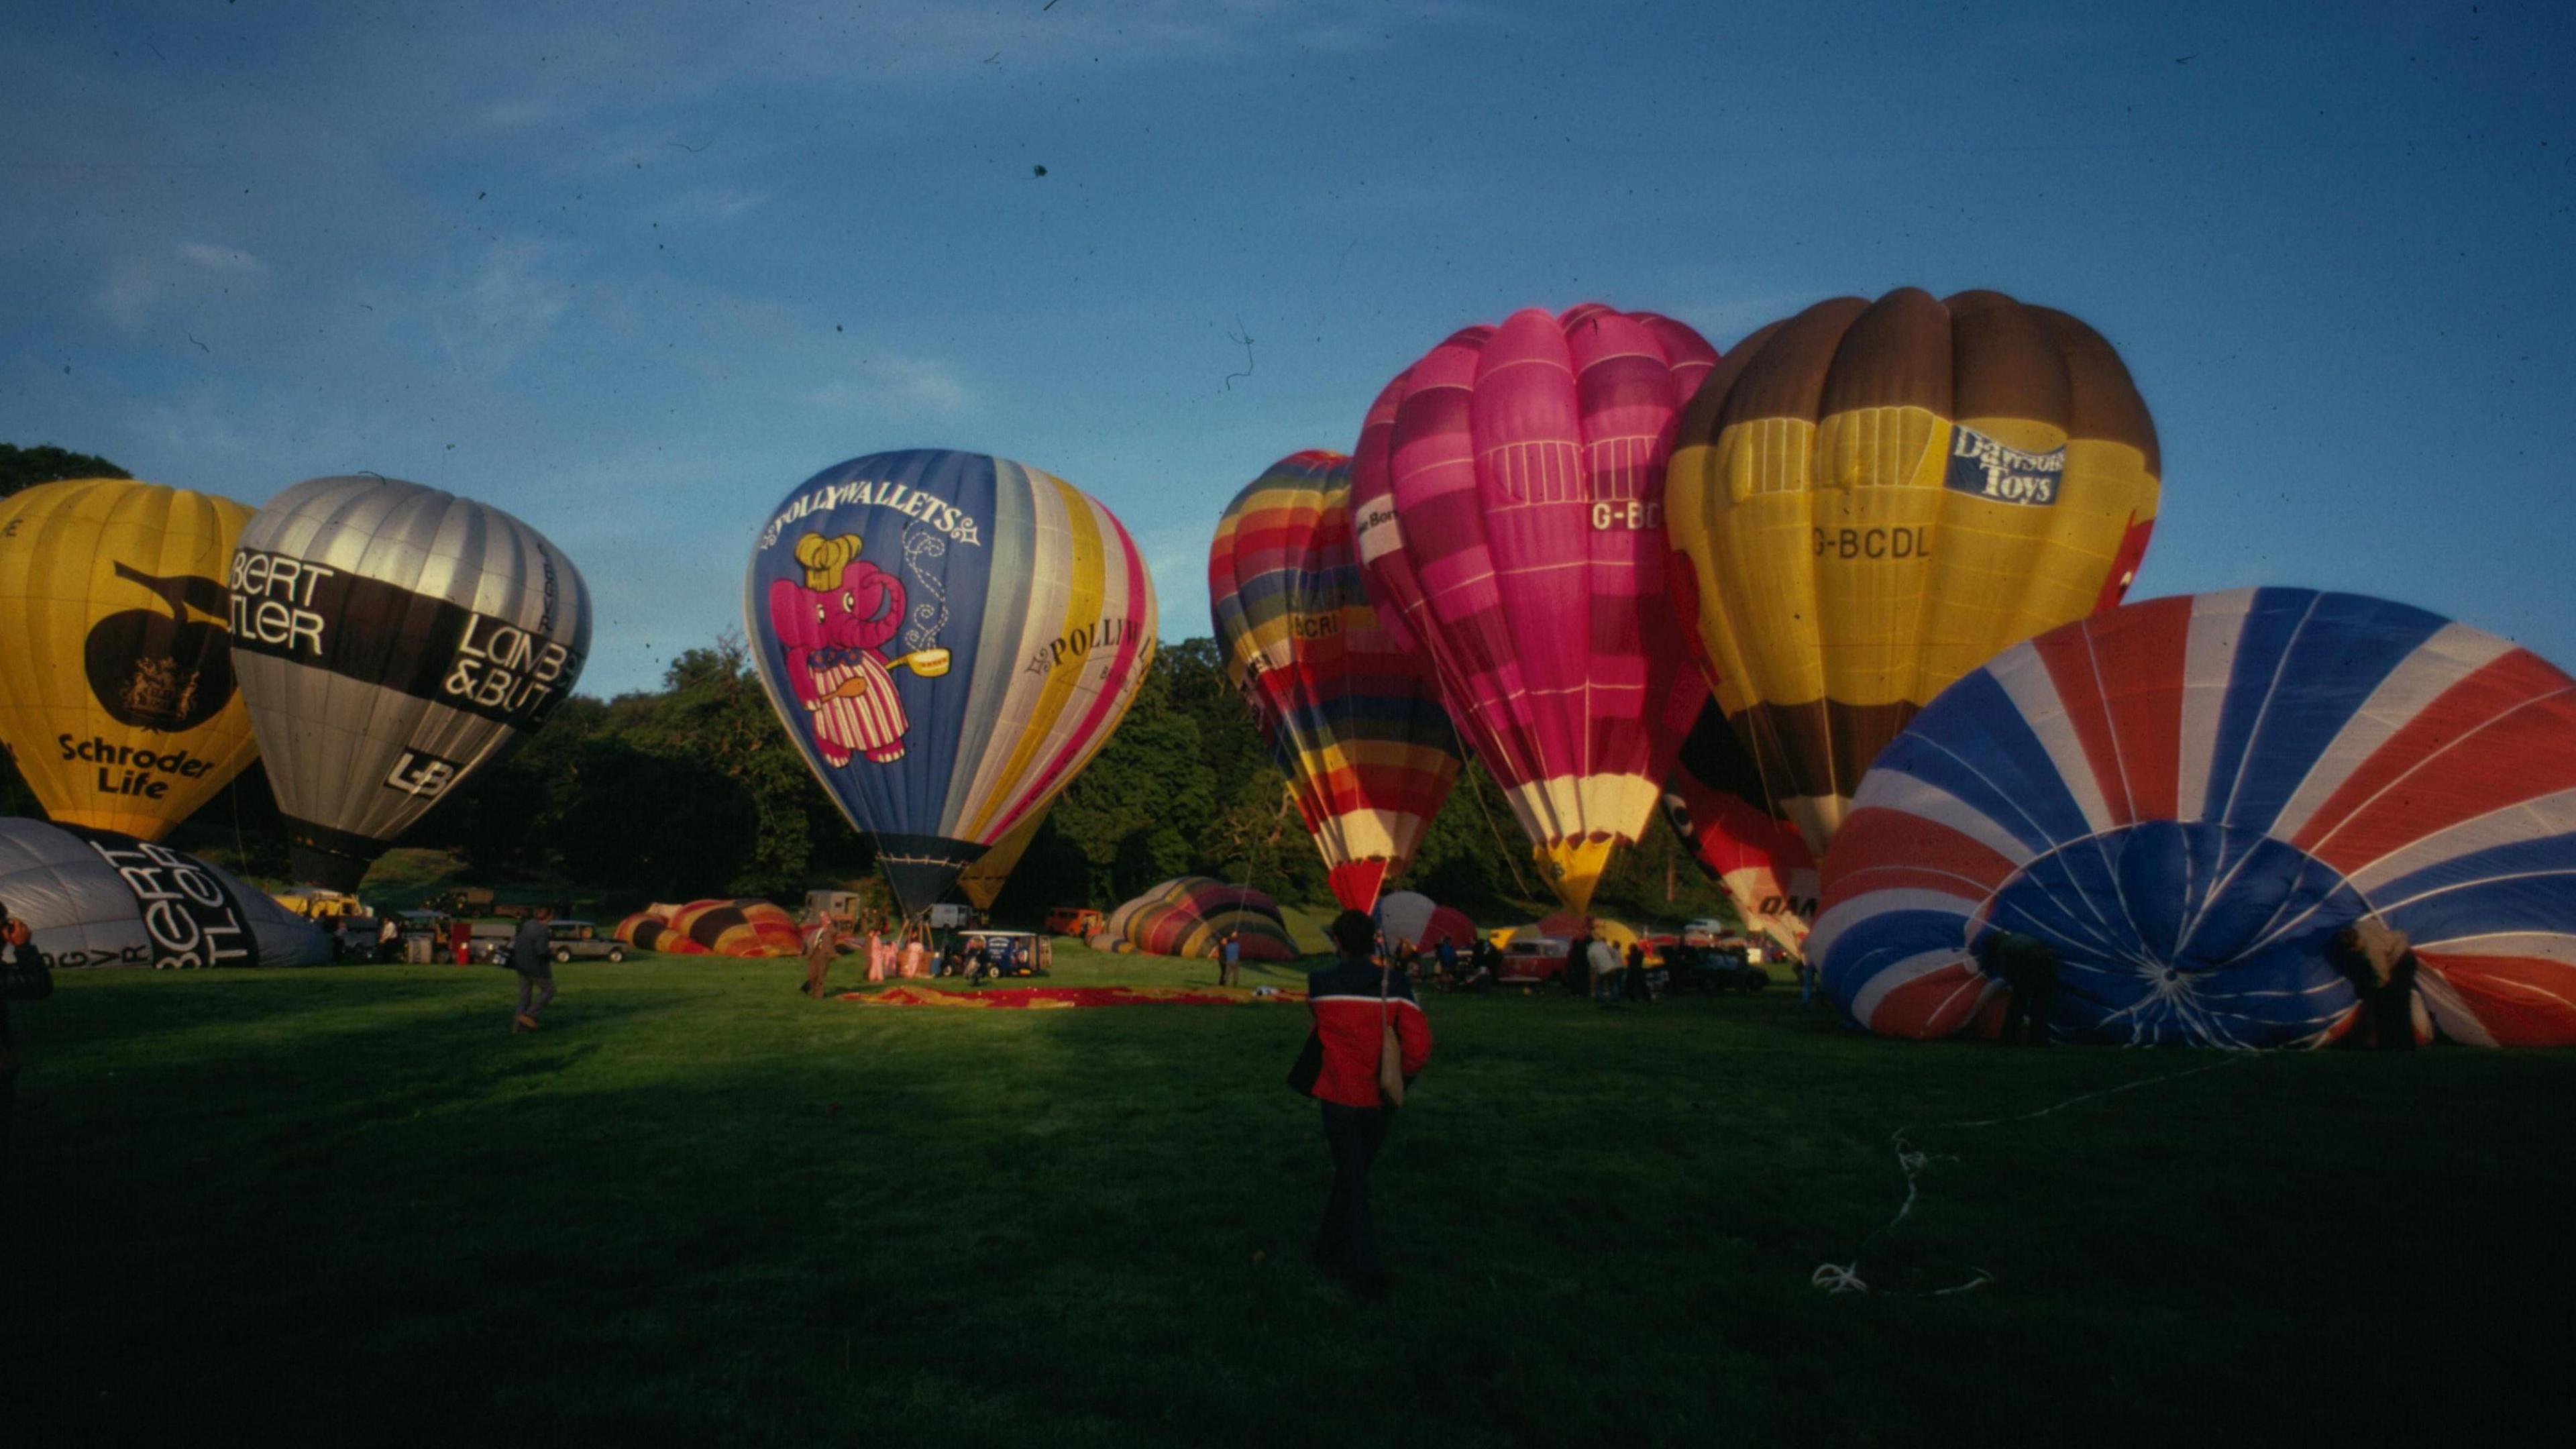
[1813,588,2576,1048]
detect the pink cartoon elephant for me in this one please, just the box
[769,533,910,765]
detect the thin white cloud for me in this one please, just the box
[804,356,975,419]
[178,241,267,275]
[431,239,576,373]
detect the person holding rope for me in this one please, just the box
[1977,929,2059,1046]
[1289,910,1433,1302]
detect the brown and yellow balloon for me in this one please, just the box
[1666,288,2160,856]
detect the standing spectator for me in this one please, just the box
[1564,924,1594,995]
[1976,930,2060,1046]
[865,928,889,983]
[1434,937,1459,986]
[1289,909,1432,1301]
[377,913,400,963]
[449,916,473,967]
[800,908,837,999]
[2333,920,2422,1051]
[1220,931,1244,988]
[1588,934,1625,1004]
[508,906,557,1034]
[899,930,926,980]
[0,900,40,1187]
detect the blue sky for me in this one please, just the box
[5,1,2570,698]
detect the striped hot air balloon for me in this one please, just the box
[1373,891,1477,953]
[0,479,263,841]
[1667,288,2161,858]
[747,451,1156,917]
[229,477,592,889]
[1110,876,1296,961]
[1813,589,2576,1049]
[1210,450,1461,911]
[1352,305,1719,915]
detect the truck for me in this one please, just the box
[1044,906,1105,938]
[924,902,979,930]
[271,888,366,920]
[426,886,496,916]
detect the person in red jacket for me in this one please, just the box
[1289,909,1433,1300]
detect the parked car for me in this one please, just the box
[1044,906,1104,937]
[546,920,626,963]
[1499,936,1569,983]
[425,886,495,916]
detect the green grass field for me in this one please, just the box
[4,947,2568,1446]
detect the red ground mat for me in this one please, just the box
[839,984,1303,1009]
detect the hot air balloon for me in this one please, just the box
[1812,589,2576,1049]
[1210,450,1461,911]
[0,816,329,969]
[1662,702,1819,961]
[1373,890,1477,953]
[1666,288,2160,857]
[227,477,590,888]
[0,479,262,841]
[1109,876,1296,961]
[746,450,1156,917]
[1351,304,1719,914]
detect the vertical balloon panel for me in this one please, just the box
[229,477,592,889]
[745,449,1156,916]
[0,479,262,841]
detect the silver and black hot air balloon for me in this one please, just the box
[228,476,590,890]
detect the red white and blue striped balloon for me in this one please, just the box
[1814,588,2576,1049]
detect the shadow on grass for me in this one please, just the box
[3,969,2571,1446]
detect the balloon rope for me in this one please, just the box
[1811,1051,2256,1297]
[1462,766,1538,899]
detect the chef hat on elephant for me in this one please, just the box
[795,533,863,590]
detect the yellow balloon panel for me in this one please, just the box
[956,806,1046,912]
[1668,289,2159,856]
[0,478,261,839]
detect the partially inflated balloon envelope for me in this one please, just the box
[747,450,1156,916]
[0,816,328,969]
[1210,450,1461,911]
[229,477,592,888]
[1667,288,2160,857]
[1813,590,2576,1049]
[1352,305,1719,914]
[1108,876,1296,961]
[0,479,262,840]
[1662,701,1819,961]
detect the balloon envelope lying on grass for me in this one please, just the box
[745,450,1156,918]
[1666,288,2161,857]
[0,816,328,969]
[1813,588,2576,1048]
[1109,876,1296,961]
[229,476,592,890]
[0,479,263,841]
[1351,304,1719,915]
[614,899,803,957]
[1210,449,1461,912]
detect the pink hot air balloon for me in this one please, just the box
[1351,304,1719,914]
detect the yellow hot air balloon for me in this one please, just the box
[1666,288,2160,856]
[0,478,262,839]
